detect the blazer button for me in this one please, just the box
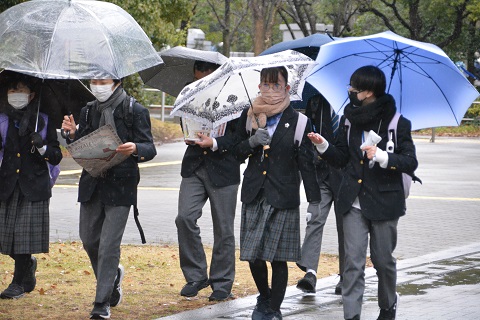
[390,166,397,170]
[248,154,252,157]
[44,157,49,161]
[140,157,145,161]
[16,169,20,174]
[265,154,269,158]
[360,160,364,165]
[357,179,362,183]
[17,153,21,158]
[203,151,208,155]
[263,171,267,175]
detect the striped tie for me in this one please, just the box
[331,109,339,138]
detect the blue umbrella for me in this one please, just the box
[306,31,479,130]
[260,33,334,110]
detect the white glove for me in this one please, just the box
[306,202,320,223]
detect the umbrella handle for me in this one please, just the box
[60,128,70,139]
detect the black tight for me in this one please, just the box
[9,254,31,284]
[249,259,288,312]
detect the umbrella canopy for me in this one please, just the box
[139,46,228,97]
[0,0,162,79]
[306,31,480,130]
[260,33,334,60]
[171,50,316,128]
[0,70,94,128]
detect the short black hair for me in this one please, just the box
[349,65,386,97]
[193,60,221,73]
[260,66,289,84]
[3,70,37,92]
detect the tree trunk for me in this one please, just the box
[222,0,231,57]
[252,0,266,55]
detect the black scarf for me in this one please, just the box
[343,94,397,133]
[3,102,45,136]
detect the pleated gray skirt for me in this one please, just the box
[0,185,50,255]
[240,192,300,262]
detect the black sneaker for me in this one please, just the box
[377,292,399,320]
[90,301,111,319]
[335,275,343,295]
[0,283,25,299]
[208,290,233,301]
[296,272,316,293]
[109,265,124,307]
[22,256,37,293]
[262,308,282,320]
[252,294,271,320]
[180,278,210,297]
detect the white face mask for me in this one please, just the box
[8,93,30,109]
[90,83,114,102]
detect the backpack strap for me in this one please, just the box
[344,117,351,144]
[294,112,308,147]
[0,114,8,165]
[38,113,61,187]
[123,96,135,141]
[388,112,401,147]
[121,96,145,243]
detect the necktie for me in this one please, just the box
[266,112,282,127]
[331,109,339,138]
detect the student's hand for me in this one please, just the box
[117,142,137,156]
[361,145,377,160]
[62,115,76,139]
[30,132,43,148]
[307,132,325,145]
[195,133,214,148]
[248,128,270,148]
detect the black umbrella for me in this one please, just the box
[0,70,94,129]
[139,46,228,97]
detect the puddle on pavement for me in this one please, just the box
[398,266,480,296]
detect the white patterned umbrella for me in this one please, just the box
[0,0,162,79]
[171,50,316,128]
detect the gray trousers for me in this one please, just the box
[79,192,130,303]
[175,165,238,293]
[297,179,345,275]
[342,207,398,319]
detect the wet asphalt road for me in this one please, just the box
[51,136,480,261]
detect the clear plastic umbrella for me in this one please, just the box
[0,0,163,79]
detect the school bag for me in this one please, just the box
[0,113,60,188]
[344,112,421,198]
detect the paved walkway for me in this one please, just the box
[51,136,480,319]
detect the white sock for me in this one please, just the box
[306,269,317,276]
